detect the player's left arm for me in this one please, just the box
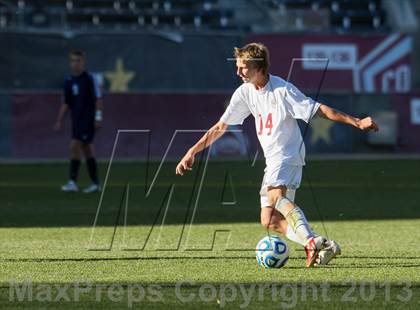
[90,75,103,129]
[316,104,379,132]
[94,98,104,129]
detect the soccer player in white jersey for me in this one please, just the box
[176,43,379,267]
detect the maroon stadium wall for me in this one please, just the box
[4,91,420,161]
[246,33,413,94]
[9,92,259,160]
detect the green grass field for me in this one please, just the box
[1,159,420,309]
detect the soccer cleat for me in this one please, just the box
[61,180,79,192]
[82,183,101,194]
[304,236,327,268]
[315,240,341,267]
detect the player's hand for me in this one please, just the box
[356,117,379,132]
[53,121,62,131]
[176,151,195,176]
[95,121,102,131]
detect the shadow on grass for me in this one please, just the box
[1,255,419,264]
[1,160,420,227]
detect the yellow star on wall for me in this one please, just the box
[310,117,334,145]
[105,58,136,92]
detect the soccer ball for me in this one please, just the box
[256,235,289,268]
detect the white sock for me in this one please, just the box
[286,224,319,246]
[277,203,314,245]
[286,224,306,246]
[283,190,315,245]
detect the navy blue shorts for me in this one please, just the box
[72,128,95,144]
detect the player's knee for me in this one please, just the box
[82,144,92,156]
[260,210,279,231]
[69,141,82,157]
[260,217,271,229]
[268,194,286,209]
[260,208,272,228]
[267,186,287,207]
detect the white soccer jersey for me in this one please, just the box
[220,74,320,167]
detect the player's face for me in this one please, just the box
[236,58,259,83]
[69,55,85,75]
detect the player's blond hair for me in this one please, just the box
[234,43,270,74]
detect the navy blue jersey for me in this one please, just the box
[64,71,101,142]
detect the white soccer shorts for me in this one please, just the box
[259,164,302,208]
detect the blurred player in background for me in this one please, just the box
[54,50,103,193]
[176,43,379,267]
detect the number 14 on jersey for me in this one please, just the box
[257,113,273,136]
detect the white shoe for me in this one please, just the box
[83,183,101,194]
[61,180,79,192]
[315,240,341,266]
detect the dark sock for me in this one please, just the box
[86,157,99,184]
[70,159,81,182]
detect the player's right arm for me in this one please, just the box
[53,103,69,131]
[175,121,228,176]
[54,79,71,131]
